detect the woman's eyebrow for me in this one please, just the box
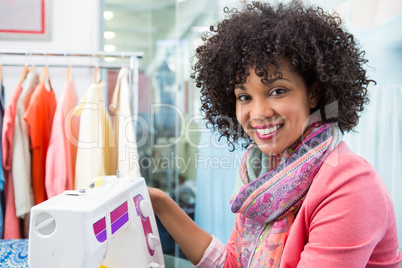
[266,77,290,84]
[234,85,247,90]
[234,77,291,91]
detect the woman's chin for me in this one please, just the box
[255,142,285,157]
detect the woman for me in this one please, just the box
[148,1,402,266]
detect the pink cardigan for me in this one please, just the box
[2,84,23,239]
[196,142,402,267]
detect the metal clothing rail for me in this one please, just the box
[0,60,130,69]
[0,62,130,69]
[0,49,143,127]
[0,49,143,58]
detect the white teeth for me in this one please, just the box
[256,125,281,135]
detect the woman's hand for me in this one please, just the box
[147,186,212,265]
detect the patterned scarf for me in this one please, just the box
[230,122,342,267]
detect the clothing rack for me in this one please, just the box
[0,49,143,126]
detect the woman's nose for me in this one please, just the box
[249,99,274,122]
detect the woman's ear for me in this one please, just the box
[309,81,320,109]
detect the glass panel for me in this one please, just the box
[102,0,251,258]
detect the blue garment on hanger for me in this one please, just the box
[194,127,244,243]
[0,191,3,239]
[342,0,402,249]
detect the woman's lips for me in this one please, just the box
[254,124,283,140]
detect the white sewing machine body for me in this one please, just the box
[28,175,165,268]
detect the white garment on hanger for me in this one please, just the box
[12,70,38,217]
[110,67,141,178]
[74,82,117,190]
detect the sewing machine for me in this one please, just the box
[28,174,165,268]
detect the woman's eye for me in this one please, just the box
[270,88,286,96]
[237,95,249,101]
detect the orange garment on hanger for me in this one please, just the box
[24,82,57,205]
[2,84,24,239]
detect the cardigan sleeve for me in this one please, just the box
[295,153,402,267]
[193,236,227,268]
[193,229,239,268]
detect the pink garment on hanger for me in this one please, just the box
[45,79,79,198]
[2,84,23,239]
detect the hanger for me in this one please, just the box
[17,51,29,85]
[41,66,53,91]
[93,65,102,83]
[41,53,53,91]
[28,51,35,73]
[19,65,29,85]
[66,66,71,81]
[65,52,72,81]
[93,53,101,83]
[41,65,48,84]
[94,66,98,83]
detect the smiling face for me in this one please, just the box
[235,60,318,156]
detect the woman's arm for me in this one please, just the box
[148,187,213,265]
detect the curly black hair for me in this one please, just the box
[191,0,373,150]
